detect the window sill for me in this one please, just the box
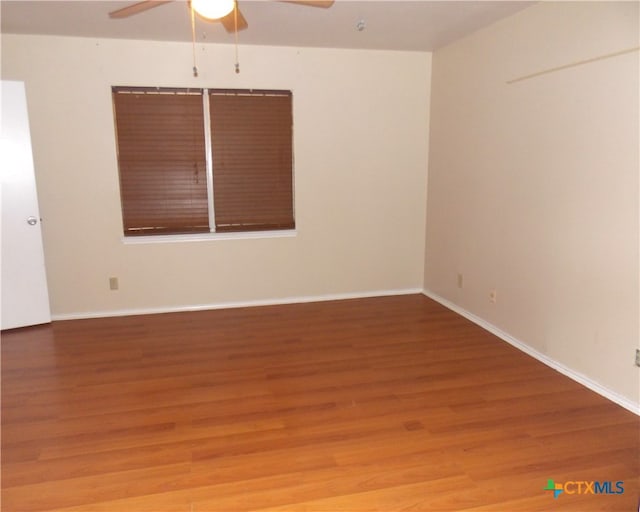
[121,229,297,245]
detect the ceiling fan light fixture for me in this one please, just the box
[191,0,234,20]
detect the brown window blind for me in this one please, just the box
[209,90,294,232]
[113,88,209,235]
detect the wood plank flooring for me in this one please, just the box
[2,295,638,511]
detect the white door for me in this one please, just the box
[1,80,51,330]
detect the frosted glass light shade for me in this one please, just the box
[191,0,234,20]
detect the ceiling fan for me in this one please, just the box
[109,0,335,33]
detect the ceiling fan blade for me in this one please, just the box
[220,6,248,33]
[279,0,334,7]
[109,0,173,19]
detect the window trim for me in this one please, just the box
[120,228,297,245]
[202,91,217,232]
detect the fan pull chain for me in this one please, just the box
[234,0,240,74]
[191,5,198,77]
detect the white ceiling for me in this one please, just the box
[1,1,534,52]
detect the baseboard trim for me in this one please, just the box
[422,289,640,416]
[51,288,423,322]
[51,287,638,415]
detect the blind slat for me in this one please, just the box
[113,90,209,235]
[210,93,294,231]
[113,87,294,236]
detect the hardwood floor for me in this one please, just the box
[2,295,638,511]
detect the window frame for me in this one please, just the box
[112,86,296,243]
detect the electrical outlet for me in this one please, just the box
[489,289,497,303]
[635,349,640,368]
[109,277,119,291]
[457,273,463,289]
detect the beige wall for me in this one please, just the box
[1,35,431,316]
[425,2,639,405]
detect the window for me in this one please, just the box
[112,87,294,237]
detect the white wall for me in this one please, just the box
[425,2,639,407]
[1,35,431,317]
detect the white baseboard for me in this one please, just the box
[51,287,639,416]
[423,289,640,416]
[51,288,423,322]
